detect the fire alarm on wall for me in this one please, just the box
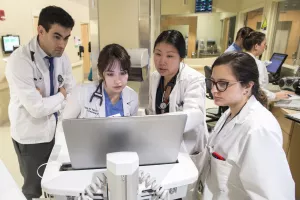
[0,10,6,21]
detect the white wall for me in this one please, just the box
[168,25,189,37]
[239,0,265,12]
[161,0,195,15]
[0,0,89,81]
[196,13,222,49]
[220,12,238,20]
[98,0,139,50]
[213,0,240,13]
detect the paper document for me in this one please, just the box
[287,94,300,100]
[286,112,300,123]
[274,99,300,111]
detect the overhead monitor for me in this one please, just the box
[195,0,212,13]
[1,35,20,54]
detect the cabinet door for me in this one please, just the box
[272,107,293,135]
[282,130,291,156]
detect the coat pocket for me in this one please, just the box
[190,150,207,173]
[209,156,232,192]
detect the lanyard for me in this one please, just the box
[157,70,179,113]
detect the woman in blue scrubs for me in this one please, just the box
[63,43,139,118]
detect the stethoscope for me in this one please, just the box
[157,65,183,111]
[158,81,175,110]
[30,51,43,82]
[30,50,64,86]
[89,80,104,106]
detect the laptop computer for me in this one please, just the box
[62,113,187,169]
[267,53,287,78]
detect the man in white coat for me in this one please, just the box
[5,6,75,199]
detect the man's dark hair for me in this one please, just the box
[38,6,75,32]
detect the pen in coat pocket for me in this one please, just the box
[212,152,226,161]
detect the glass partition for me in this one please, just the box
[273,1,300,65]
[245,8,263,31]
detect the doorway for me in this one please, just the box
[161,16,197,58]
[33,16,39,36]
[81,23,90,79]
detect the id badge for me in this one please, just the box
[109,113,121,117]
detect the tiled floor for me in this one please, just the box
[0,122,23,187]
[0,98,217,190]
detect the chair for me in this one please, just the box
[204,66,227,130]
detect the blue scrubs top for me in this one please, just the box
[225,43,242,53]
[104,89,124,117]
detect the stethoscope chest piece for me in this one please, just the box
[159,102,168,110]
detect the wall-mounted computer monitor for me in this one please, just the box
[1,35,20,54]
[195,0,212,13]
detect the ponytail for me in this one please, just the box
[252,83,268,107]
[243,31,266,51]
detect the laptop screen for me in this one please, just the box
[267,53,288,74]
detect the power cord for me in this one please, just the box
[79,173,107,200]
[80,170,169,200]
[139,170,169,200]
[37,161,61,179]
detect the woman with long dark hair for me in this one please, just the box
[198,52,294,200]
[244,31,293,100]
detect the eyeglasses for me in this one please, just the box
[205,78,242,92]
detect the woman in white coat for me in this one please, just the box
[199,52,294,200]
[147,30,208,156]
[243,31,293,101]
[63,44,138,118]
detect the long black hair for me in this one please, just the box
[243,31,266,51]
[236,26,254,41]
[154,30,186,58]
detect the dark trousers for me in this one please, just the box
[12,138,55,200]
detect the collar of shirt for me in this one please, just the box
[103,89,124,117]
[103,89,123,105]
[35,36,52,69]
[232,43,242,52]
[161,69,180,89]
[246,52,257,60]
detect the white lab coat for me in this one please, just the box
[148,63,208,154]
[199,95,294,200]
[63,82,139,119]
[5,36,75,144]
[248,52,276,100]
